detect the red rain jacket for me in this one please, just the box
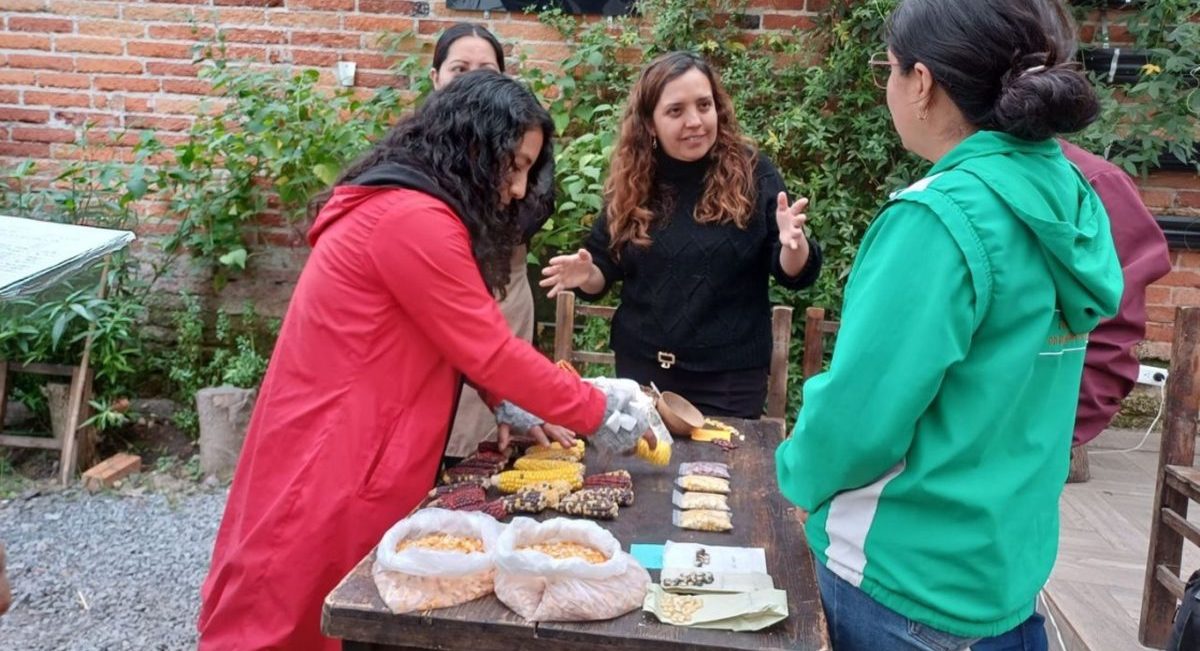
[197,185,605,650]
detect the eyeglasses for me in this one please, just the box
[868,51,894,90]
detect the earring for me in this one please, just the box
[651,135,658,150]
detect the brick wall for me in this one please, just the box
[1,0,1196,356]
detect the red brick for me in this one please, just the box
[747,0,807,7]
[212,0,280,6]
[53,110,118,126]
[805,0,828,10]
[148,0,207,5]
[0,0,49,11]
[493,21,564,42]
[146,61,201,76]
[417,19,459,36]
[2,33,53,49]
[268,11,339,28]
[82,453,142,492]
[24,90,90,107]
[127,41,193,58]
[12,126,78,143]
[49,0,119,17]
[77,19,146,37]
[0,106,49,122]
[359,0,412,13]
[1177,250,1200,271]
[0,91,17,103]
[761,13,816,30]
[9,16,73,32]
[1173,287,1200,307]
[146,24,215,40]
[287,0,353,9]
[0,69,37,84]
[95,76,160,92]
[1147,171,1200,191]
[54,36,125,54]
[355,70,404,88]
[224,44,272,61]
[290,30,361,48]
[1147,305,1180,324]
[223,27,286,43]
[125,114,192,131]
[291,49,338,66]
[1139,187,1175,210]
[154,96,204,114]
[517,42,572,63]
[343,15,412,33]
[1146,322,1175,343]
[0,141,51,157]
[1146,285,1172,305]
[206,7,267,23]
[343,52,392,70]
[120,4,194,20]
[1179,191,1200,210]
[75,56,143,73]
[161,78,211,94]
[9,53,74,71]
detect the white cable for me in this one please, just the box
[1039,589,1069,651]
[1092,383,1166,455]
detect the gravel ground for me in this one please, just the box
[0,477,229,650]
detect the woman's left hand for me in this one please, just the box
[776,191,810,251]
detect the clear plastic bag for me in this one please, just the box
[372,508,503,614]
[494,517,650,622]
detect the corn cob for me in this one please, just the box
[575,486,634,507]
[428,484,486,510]
[502,489,551,514]
[453,458,506,474]
[480,498,511,520]
[492,468,583,493]
[583,470,632,489]
[522,440,585,462]
[557,491,619,520]
[636,436,671,466]
[512,457,585,473]
[475,441,511,458]
[440,471,491,487]
[519,480,574,506]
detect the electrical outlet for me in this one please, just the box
[335,61,356,88]
[1137,364,1169,387]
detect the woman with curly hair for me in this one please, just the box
[541,51,822,419]
[197,71,654,651]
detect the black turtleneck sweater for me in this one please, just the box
[579,152,822,372]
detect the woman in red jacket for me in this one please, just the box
[197,70,652,651]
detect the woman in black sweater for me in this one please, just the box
[541,51,822,419]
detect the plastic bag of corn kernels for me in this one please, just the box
[372,508,503,614]
[494,517,650,621]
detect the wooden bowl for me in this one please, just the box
[656,391,705,435]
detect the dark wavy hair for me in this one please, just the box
[886,0,1098,141]
[309,70,553,296]
[605,51,755,255]
[433,23,505,74]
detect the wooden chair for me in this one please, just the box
[1139,306,1200,648]
[553,292,794,420]
[802,306,840,383]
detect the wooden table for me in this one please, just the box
[322,418,830,651]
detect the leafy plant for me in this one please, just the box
[1073,0,1200,174]
[162,294,277,435]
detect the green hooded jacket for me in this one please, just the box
[776,131,1124,638]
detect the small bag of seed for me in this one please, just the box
[673,509,733,533]
[672,490,729,512]
[677,461,730,479]
[677,475,731,494]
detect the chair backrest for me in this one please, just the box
[553,292,794,420]
[802,306,840,383]
[1140,306,1200,649]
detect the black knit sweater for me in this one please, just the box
[579,151,822,372]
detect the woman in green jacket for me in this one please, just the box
[775,0,1123,648]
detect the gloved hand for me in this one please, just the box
[494,401,576,451]
[584,377,655,454]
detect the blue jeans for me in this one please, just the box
[972,612,1048,651]
[816,562,980,651]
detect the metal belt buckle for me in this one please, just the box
[657,351,676,369]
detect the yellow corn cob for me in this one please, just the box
[492,469,583,493]
[636,436,672,466]
[512,458,585,473]
[522,440,585,462]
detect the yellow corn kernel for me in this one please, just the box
[522,441,585,462]
[512,458,585,473]
[492,469,583,493]
[636,437,672,466]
